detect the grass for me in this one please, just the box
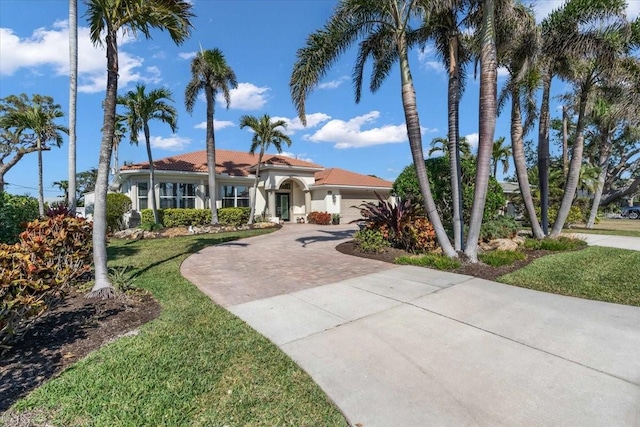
[523,236,587,251]
[13,230,347,426]
[565,219,640,238]
[478,250,526,267]
[499,246,640,306]
[395,253,461,270]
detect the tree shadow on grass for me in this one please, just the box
[107,243,140,261]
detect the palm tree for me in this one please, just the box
[53,179,70,204]
[68,0,78,214]
[112,114,127,175]
[464,0,498,262]
[185,48,237,225]
[491,137,511,177]
[0,95,68,216]
[239,114,292,225]
[118,84,178,224]
[428,136,471,158]
[86,0,193,298]
[549,3,634,237]
[290,0,457,258]
[419,0,471,251]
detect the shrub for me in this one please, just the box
[534,205,584,228]
[353,228,390,253]
[139,221,163,232]
[524,236,587,251]
[218,207,250,226]
[307,211,332,225]
[0,215,93,348]
[395,254,461,270]
[479,215,519,242]
[479,250,525,267]
[405,217,437,253]
[0,192,39,244]
[393,156,505,226]
[45,201,73,218]
[106,193,132,232]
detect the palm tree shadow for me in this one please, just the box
[296,229,355,247]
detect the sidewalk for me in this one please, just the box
[182,224,640,426]
[571,232,640,251]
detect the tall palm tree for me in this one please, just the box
[53,179,70,204]
[428,136,471,158]
[68,0,78,214]
[496,2,544,238]
[111,114,127,175]
[239,114,292,225]
[419,0,471,251]
[491,136,511,177]
[0,95,68,216]
[290,0,457,258]
[86,0,193,298]
[549,3,634,237]
[464,0,498,262]
[185,48,237,225]
[118,84,178,224]
[537,0,628,234]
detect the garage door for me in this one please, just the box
[340,191,379,224]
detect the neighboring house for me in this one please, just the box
[111,149,393,224]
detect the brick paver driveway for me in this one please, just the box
[181,223,395,307]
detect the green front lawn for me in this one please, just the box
[14,230,347,426]
[499,246,640,306]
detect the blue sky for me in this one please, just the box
[1,0,638,200]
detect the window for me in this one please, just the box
[138,182,148,210]
[179,183,196,208]
[159,183,177,208]
[221,185,250,208]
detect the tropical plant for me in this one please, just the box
[52,179,69,204]
[491,136,511,178]
[185,48,237,225]
[290,0,456,257]
[428,136,472,158]
[239,114,292,224]
[117,84,178,224]
[0,192,39,244]
[86,0,193,298]
[0,94,67,217]
[68,0,78,214]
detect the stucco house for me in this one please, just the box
[110,149,393,224]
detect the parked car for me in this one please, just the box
[621,206,640,219]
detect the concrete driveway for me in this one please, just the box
[182,224,640,426]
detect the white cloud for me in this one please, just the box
[497,66,509,78]
[270,113,331,135]
[178,51,197,60]
[279,151,314,163]
[151,50,166,59]
[305,111,409,149]
[417,46,445,73]
[194,120,234,130]
[0,22,161,93]
[464,132,479,149]
[318,76,349,90]
[149,134,191,151]
[218,82,269,110]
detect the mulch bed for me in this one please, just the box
[336,241,553,281]
[1,288,161,413]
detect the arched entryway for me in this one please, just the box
[268,178,311,222]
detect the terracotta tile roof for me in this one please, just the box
[120,149,323,176]
[314,168,393,188]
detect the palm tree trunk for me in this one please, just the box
[562,105,568,179]
[205,87,219,225]
[89,30,118,298]
[511,89,544,238]
[550,85,589,237]
[249,150,264,225]
[68,0,77,214]
[37,138,45,217]
[144,123,159,224]
[586,132,610,228]
[465,0,497,262]
[492,161,497,178]
[398,34,456,258]
[448,34,464,251]
[537,73,551,235]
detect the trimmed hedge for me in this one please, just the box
[141,207,250,227]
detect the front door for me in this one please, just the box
[276,193,290,221]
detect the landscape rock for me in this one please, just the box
[481,238,519,252]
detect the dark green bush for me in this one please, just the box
[395,254,461,270]
[479,250,525,267]
[106,193,132,232]
[353,228,390,253]
[139,222,163,232]
[480,215,519,241]
[140,207,250,227]
[524,236,587,251]
[0,192,39,244]
[393,156,505,226]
